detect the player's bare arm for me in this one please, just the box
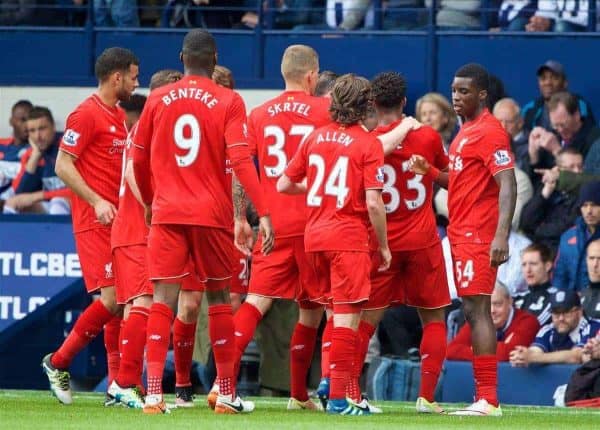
[55,150,116,225]
[377,116,422,156]
[276,174,307,194]
[526,346,583,365]
[408,154,449,188]
[124,159,145,206]
[366,189,391,271]
[490,169,517,268]
[232,173,255,256]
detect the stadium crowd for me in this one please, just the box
[2,1,600,32]
[1,26,600,415]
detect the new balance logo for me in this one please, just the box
[214,339,228,346]
[149,334,162,341]
[291,345,305,351]
[234,331,243,337]
[121,340,129,345]
[323,341,332,348]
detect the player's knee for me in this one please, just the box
[245,294,273,315]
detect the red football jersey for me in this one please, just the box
[60,94,127,233]
[134,75,245,227]
[447,109,514,244]
[111,123,148,249]
[285,123,384,252]
[372,122,448,251]
[248,91,331,238]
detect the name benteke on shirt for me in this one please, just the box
[161,87,219,109]
[316,131,354,147]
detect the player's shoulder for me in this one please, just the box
[536,322,554,338]
[409,124,443,145]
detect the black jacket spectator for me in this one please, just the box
[520,186,580,251]
[582,282,600,320]
[514,281,556,326]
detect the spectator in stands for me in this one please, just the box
[509,290,600,366]
[425,0,483,30]
[514,243,556,326]
[119,93,147,130]
[2,106,69,214]
[94,0,140,26]
[325,0,371,30]
[584,139,600,175]
[415,92,457,151]
[526,92,599,183]
[1,100,32,199]
[522,61,595,134]
[447,281,540,361]
[314,70,338,97]
[379,0,427,30]
[239,0,322,29]
[493,98,528,171]
[526,0,594,32]
[554,181,600,292]
[520,147,583,251]
[497,0,537,30]
[582,239,600,319]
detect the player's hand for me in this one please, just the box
[144,205,152,227]
[258,215,275,256]
[234,218,255,256]
[489,235,509,268]
[400,116,422,132]
[509,346,529,367]
[94,198,117,225]
[378,246,392,272]
[6,193,37,211]
[408,154,430,175]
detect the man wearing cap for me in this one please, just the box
[554,181,600,292]
[523,61,595,134]
[509,289,600,367]
[581,239,600,320]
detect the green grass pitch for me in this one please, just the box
[0,390,598,429]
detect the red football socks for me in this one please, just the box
[232,302,262,378]
[320,317,333,379]
[116,306,149,388]
[146,302,174,396]
[289,323,318,402]
[51,299,114,370]
[473,354,499,406]
[329,326,357,401]
[173,317,197,387]
[209,304,236,397]
[419,321,447,402]
[104,315,122,387]
[347,320,376,402]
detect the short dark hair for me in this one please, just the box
[315,70,338,97]
[455,63,490,92]
[557,146,582,159]
[12,100,33,113]
[371,71,407,110]
[522,243,554,264]
[95,47,139,82]
[119,94,147,115]
[548,91,579,115]
[27,106,54,124]
[182,29,216,70]
[329,74,372,126]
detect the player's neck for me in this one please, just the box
[377,110,404,126]
[184,67,211,79]
[96,86,119,108]
[284,82,309,94]
[463,106,486,123]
